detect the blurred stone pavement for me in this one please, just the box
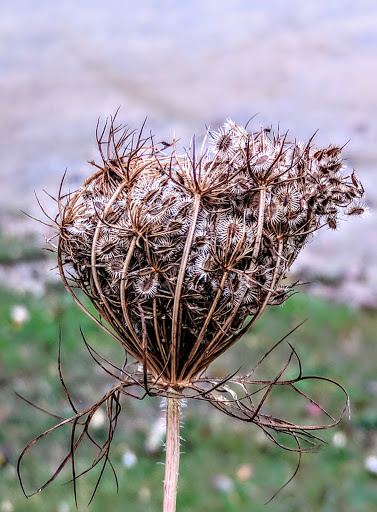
[1,0,376,307]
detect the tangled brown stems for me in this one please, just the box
[18,116,365,509]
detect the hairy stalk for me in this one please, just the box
[164,390,181,512]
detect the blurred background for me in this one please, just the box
[1,1,376,510]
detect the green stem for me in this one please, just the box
[163,391,181,512]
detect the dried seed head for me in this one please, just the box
[55,119,366,386]
[22,118,368,506]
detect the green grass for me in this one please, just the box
[1,285,377,511]
[0,231,45,264]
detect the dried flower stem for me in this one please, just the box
[18,117,367,506]
[164,390,181,512]
[171,194,202,384]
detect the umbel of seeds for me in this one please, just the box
[24,117,366,512]
[58,119,365,386]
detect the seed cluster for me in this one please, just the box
[57,120,365,385]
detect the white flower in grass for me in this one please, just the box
[122,449,137,468]
[90,408,106,429]
[332,431,347,448]
[211,474,234,493]
[10,305,30,327]
[365,455,377,475]
[0,500,14,512]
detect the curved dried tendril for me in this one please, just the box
[18,324,349,503]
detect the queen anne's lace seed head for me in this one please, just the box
[24,121,367,503]
[55,119,366,385]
